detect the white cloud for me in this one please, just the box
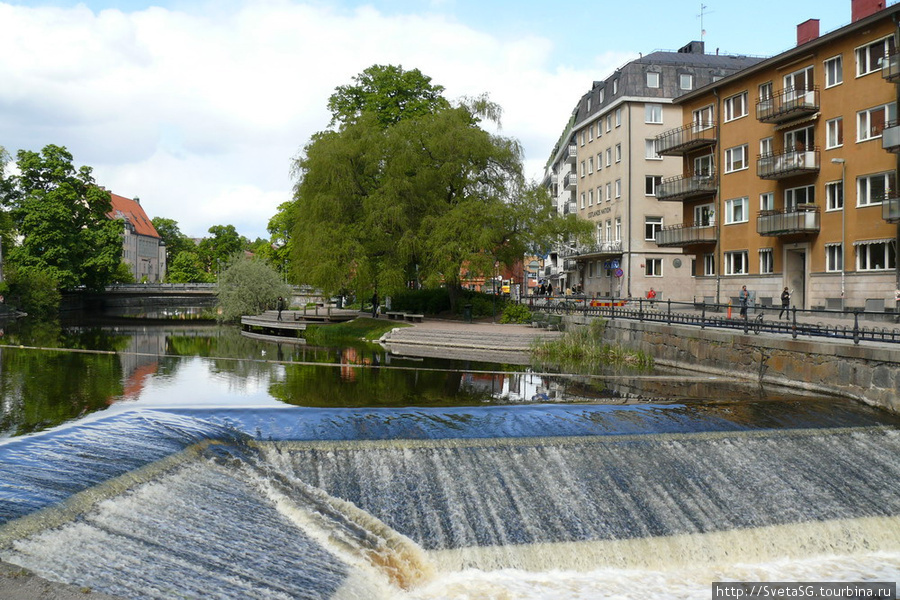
[0,1,611,239]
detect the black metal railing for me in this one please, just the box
[656,171,717,202]
[756,87,819,124]
[655,223,717,246]
[524,296,900,346]
[757,147,820,180]
[655,122,717,156]
[757,205,820,236]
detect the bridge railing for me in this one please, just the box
[525,295,900,346]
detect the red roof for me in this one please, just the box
[108,192,160,238]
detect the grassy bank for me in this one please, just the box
[531,318,653,369]
[303,317,407,346]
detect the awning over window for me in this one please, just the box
[853,238,895,246]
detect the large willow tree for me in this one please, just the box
[291,65,588,310]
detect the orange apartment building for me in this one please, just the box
[655,0,900,312]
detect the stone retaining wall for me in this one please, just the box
[566,315,900,414]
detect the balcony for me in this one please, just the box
[756,87,819,125]
[883,120,900,152]
[883,48,900,83]
[562,200,577,215]
[883,194,900,223]
[757,205,820,236]
[565,144,577,165]
[656,171,717,202]
[757,147,819,180]
[563,172,577,190]
[655,122,717,156]
[561,240,623,259]
[655,224,717,247]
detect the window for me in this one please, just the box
[645,103,663,124]
[785,125,814,152]
[615,108,622,127]
[605,220,612,241]
[826,181,843,211]
[758,81,773,109]
[587,97,592,112]
[596,122,602,138]
[645,258,663,277]
[724,91,748,122]
[695,203,715,226]
[785,185,814,210]
[645,175,662,196]
[580,192,585,209]
[825,55,843,87]
[784,65,813,95]
[615,179,622,198]
[580,161,585,177]
[615,217,621,241]
[647,72,660,88]
[605,148,612,167]
[680,73,693,90]
[858,171,896,206]
[760,192,774,211]
[693,105,714,130]
[858,103,896,141]
[588,157,593,174]
[857,240,897,270]
[588,189,594,206]
[588,126,593,142]
[645,139,660,159]
[759,249,773,274]
[645,216,663,240]
[724,251,749,275]
[606,115,612,132]
[704,253,716,276]
[694,154,713,177]
[760,136,773,156]
[615,143,622,162]
[826,117,843,149]
[856,36,895,77]
[597,152,602,170]
[612,79,618,95]
[826,243,843,272]
[725,145,748,173]
[598,89,605,104]
[596,223,603,243]
[605,182,611,202]
[725,197,748,224]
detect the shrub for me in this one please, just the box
[500,303,531,324]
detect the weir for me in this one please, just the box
[1,407,899,599]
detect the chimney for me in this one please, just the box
[852,0,886,22]
[797,19,820,46]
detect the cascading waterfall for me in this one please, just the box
[2,412,899,599]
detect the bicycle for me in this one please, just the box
[751,310,764,335]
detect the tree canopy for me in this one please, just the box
[291,65,589,309]
[2,144,123,291]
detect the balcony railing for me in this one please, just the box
[756,87,819,124]
[655,223,717,247]
[563,172,577,190]
[883,194,900,223]
[883,120,900,153]
[883,48,900,82]
[757,147,820,180]
[655,122,717,156]
[565,144,577,164]
[562,200,577,215]
[656,171,717,202]
[561,240,623,259]
[757,205,820,236]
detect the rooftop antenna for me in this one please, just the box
[698,3,712,41]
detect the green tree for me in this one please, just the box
[267,200,296,280]
[291,67,589,310]
[327,64,450,129]
[3,145,123,291]
[151,217,193,264]
[216,253,292,322]
[198,224,244,276]
[166,250,212,283]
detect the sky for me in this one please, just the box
[0,0,867,240]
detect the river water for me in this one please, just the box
[0,321,898,599]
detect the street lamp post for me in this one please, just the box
[831,158,846,312]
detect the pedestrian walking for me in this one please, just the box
[739,285,750,319]
[276,296,285,321]
[371,292,379,318]
[779,287,791,320]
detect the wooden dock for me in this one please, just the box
[240,308,360,341]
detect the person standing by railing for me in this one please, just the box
[779,287,791,320]
[739,285,750,320]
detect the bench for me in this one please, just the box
[531,312,548,328]
[547,314,563,331]
[387,312,406,320]
[405,313,424,323]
